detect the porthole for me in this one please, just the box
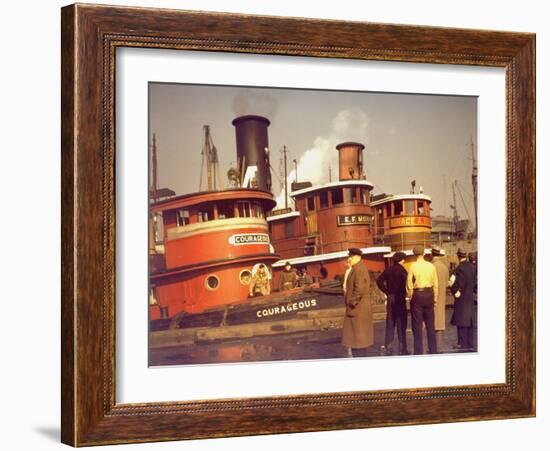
[205,274,220,290]
[239,269,252,285]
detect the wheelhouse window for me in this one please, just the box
[386,204,392,218]
[237,201,251,218]
[394,201,403,215]
[331,188,344,205]
[361,188,369,205]
[405,200,415,215]
[307,196,315,211]
[197,205,214,222]
[251,202,264,218]
[176,209,190,226]
[319,190,329,208]
[418,201,425,215]
[348,187,357,204]
[217,202,235,220]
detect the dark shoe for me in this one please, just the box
[400,348,410,355]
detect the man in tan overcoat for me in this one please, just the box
[342,248,374,357]
[432,247,449,351]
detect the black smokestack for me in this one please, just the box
[232,115,271,191]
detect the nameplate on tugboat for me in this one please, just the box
[228,233,270,245]
[390,216,432,227]
[337,214,373,226]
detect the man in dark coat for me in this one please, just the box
[376,252,409,355]
[450,249,477,350]
[342,248,374,357]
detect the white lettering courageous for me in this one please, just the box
[256,299,317,317]
[229,233,270,246]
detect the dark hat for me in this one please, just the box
[412,246,424,256]
[284,261,292,267]
[431,247,444,256]
[457,248,467,258]
[348,247,363,257]
[392,251,406,262]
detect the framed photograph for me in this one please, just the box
[61,3,535,446]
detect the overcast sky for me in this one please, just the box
[149,83,477,220]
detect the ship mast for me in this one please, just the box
[470,137,478,237]
[151,133,158,200]
[455,180,472,231]
[451,181,459,237]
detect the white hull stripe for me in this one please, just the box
[272,246,391,267]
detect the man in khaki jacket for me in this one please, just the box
[406,246,439,354]
[432,247,449,351]
[279,262,298,291]
[342,248,374,357]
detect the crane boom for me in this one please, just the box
[200,125,223,191]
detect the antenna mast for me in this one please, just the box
[282,145,289,209]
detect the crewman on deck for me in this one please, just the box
[406,246,439,354]
[296,267,313,287]
[249,264,271,297]
[279,261,298,291]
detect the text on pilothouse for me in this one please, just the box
[256,299,317,318]
[337,214,373,226]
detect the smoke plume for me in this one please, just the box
[233,89,279,119]
[275,108,369,208]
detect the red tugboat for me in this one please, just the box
[149,115,284,323]
[268,141,389,287]
[150,188,279,318]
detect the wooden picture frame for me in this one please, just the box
[61,3,535,446]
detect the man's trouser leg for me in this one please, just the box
[423,296,437,354]
[410,295,424,355]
